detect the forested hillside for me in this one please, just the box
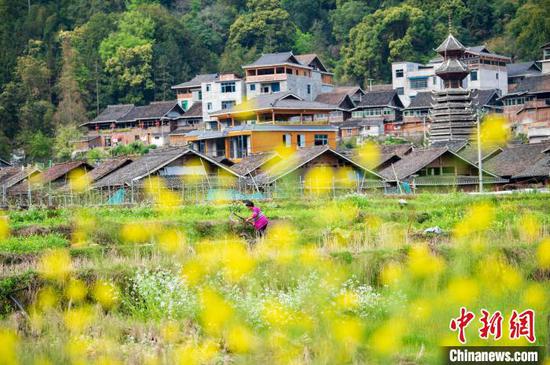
[0,0,548,161]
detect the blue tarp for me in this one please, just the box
[107,188,126,205]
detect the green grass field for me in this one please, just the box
[0,192,549,364]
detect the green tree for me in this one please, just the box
[53,124,83,161]
[339,4,433,84]
[99,10,156,104]
[329,1,373,43]
[228,0,297,53]
[18,131,53,163]
[54,32,88,127]
[506,0,550,60]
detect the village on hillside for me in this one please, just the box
[1,34,550,205]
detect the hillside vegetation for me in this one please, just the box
[0,0,549,161]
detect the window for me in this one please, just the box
[207,102,212,110]
[395,69,404,78]
[307,84,311,94]
[314,134,328,146]
[221,82,236,93]
[206,84,211,92]
[283,134,291,147]
[470,70,478,81]
[249,84,256,91]
[410,77,428,89]
[396,87,404,95]
[271,82,280,92]
[276,67,284,74]
[297,134,305,148]
[181,100,189,111]
[198,91,202,100]
[286,68,293,74]
[104,136,111,147]
[433,77,437,85]
[496,73,499,80]
[221,100,235,110]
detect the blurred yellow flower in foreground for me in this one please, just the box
[522,283,547,310]
[66,278,87,303]
[222,241,255,282]
[537,238,550,269]
[64,306,94,333]
[370,318,404,356]
[518,214,540,242]
[200,289,234,336]
[157,229,185,254]
[37,286,58,311]
[120,222,151,243]
[479,114,511,147]
[445,277,479,305]
[38,249,72,282]
[454,202,495,238]
[226,324,257,353]
[0,214,9,240]
[68,168,91,193]
[380,262,403,286]
[304,166,334,195]
[407,244,444,278]
[356,140,380,169]
[92,280,120,310]
[0,329,19,365]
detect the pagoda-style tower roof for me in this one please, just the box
[435,34,465,55]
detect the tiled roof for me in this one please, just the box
[119,100,182,121]
[333,86,365,95]
[379,144,414,157]
[473,89,501,107]
[88,104,134,125]
[254,146,382,184]
[172,74,218,89]
[243,52,303,68]
[0,167,20,185]
[456,145,503,164]
[0,158,11,167]
[314,91,350,106]
[430,140,469,152]
[507,62,541,78]
[182,102,202,118]
[87,158,132,182]
[295,54,317,66]
[506,74,550,95]
[483,142,550,177]
[2,167,40,191]
[512,153,550,179]
[356,90,401,108]
[93,147,239,187]
[435,34,465,53]
[230,152,280,176]
[40,161,93,184]
[407,92,433,109]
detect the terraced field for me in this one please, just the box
[0,193,549,364]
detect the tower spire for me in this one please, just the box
[448,12,452,34]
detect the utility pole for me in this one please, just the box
[367,78,374,91]
[476,109,483,193]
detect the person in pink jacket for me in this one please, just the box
[243,200,268,237]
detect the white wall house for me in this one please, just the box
[201,74,245,122]
[392,46,510,106]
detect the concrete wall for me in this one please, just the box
[201,80,245,121]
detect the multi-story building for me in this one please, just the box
[171,73,245,124]
[242,52,333,101]
[350,90,404,134]
[540,42,550,74]
[80,101,186,148]
[392,45,510,106]
[507,62,541,91]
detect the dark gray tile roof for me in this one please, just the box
[430,140,469,152]
[182,102,202,118]
[2,167,40,191]
[435,34,465,53]
[435,58,469,74]
[379,144,414,157]
[243,52,303,68]
[0,158,11,167]
[88,158,133,182]
[473,89,501,107]
[254,146,382,184]
[93,147,240,187]
[456,145,503,164]
[356,90,401,108]
[483,142,550,177]
[314,91,350,106]
[506,74,550,95]
[0,167,20,185]
[512,153,550,179]
[378,147,448,180]
[230,152,280,176]
[507,62,541,78]
[407,92,433,109]
[88,104,135,125]
[333,86,365,96]
[119,100,182,121]
[172,74,218,89]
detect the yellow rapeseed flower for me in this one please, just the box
[37,286,58,311]
[38,249,72,282]
[369,318,404,356]
[64,306,94,333]
[518,214,541,242]
[120,222,151,243]
[157,229,185,254]
[181,259,206,286]
[68,168,91,193]
[304,166,334,195]
[356,140,380,169]
[226,324,257,353]
[0,214,9,240]
[92,280,120,310]
[479,114,511,147]
[445,277,479,306]
[380,262,403,286]
[334,290,360,311]
[66,278,87,303]
[537,238,550,269]
[522,283,547,310]
[222,241,255,282]
[454,203,495,238]
[199,289,234,336]
[0,329,19,365]
[332,317,363,351]
[160,321,180,343]
[407,244,445,279]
